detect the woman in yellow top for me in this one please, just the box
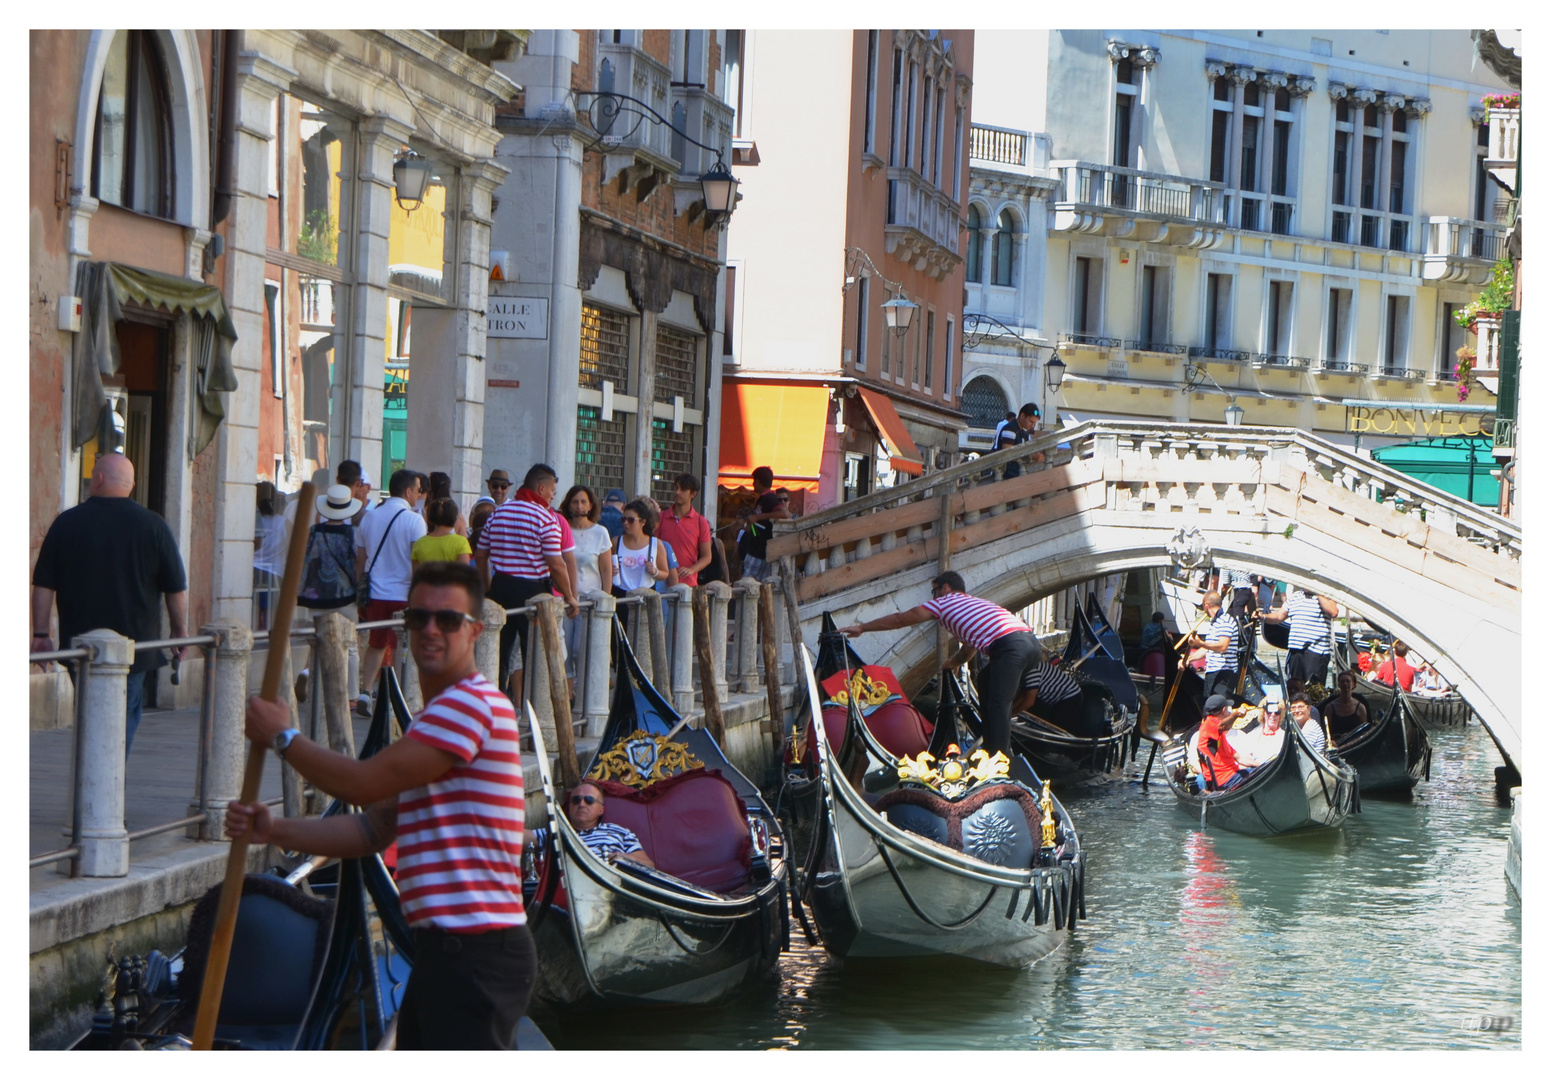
[411,498,473,566]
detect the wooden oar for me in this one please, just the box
[1159,611,1210,735]
[192,481,316,1050]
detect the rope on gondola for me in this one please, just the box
[778,804,818,945]
[874,840,1000,931]
[657,911,737,957]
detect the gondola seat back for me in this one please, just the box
[1140,649,1168,679]
[874,782,1042,868]
[811,700,933,764]
[595,768,752,893]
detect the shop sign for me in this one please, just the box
[1345,405,1489,437]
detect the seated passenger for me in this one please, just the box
[1413,663,1450,698]
[1324,670,1370,743]
[1011,660,1091,734]
[1227,700,1286,767]
[1288,693,1326,754]
[530,781,655,868]
[1193,694,1242,792]
[1138,611,1168,654]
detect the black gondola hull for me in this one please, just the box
[1165,728,1358,836]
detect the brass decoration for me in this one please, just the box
[789,724,809,764]
[1039,780,1057,850]
[828,669,896,710]
[587,729,704,789]
[895,742,1012,800]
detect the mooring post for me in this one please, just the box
[669,583,695,715]
[315,611,356,758]
[692,588,726,742]
[195,621,251,843]
[584,592,616,737]
[735,578,762,693]
[475,600,507,689]
[74,629,132,875]
[706,581,732,703]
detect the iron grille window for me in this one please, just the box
[1331,210,1350,244]
[575,405,627,495]
[961,375,1009,430]
[654,326,698,403]
[650,419,695,504]
[580,305,630,391]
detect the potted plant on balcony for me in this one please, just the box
[1454,346,1476,403]
[1483,92,1521,111]
[1454,257,1515,336]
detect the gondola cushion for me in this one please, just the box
[595,768,752,893]
[874,783,1042,868]
[813,700,933,763]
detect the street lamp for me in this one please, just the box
[1224,401,1245,426]
[698,158,740,226]
[393,150,434,212]
[1044,354,1067,393]
[882,291,917,336]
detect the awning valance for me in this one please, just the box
[72,262,239,457]
[857,386,923,475]
[716,382,829,493]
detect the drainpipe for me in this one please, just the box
[210,29,241,231]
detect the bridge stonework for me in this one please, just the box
[773,422,1522,770]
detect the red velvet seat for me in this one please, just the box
[593,768,752,894]
[813,699,932,762]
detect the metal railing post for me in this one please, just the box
[73,630,131,876]
[706,581,732,704]
[195,621,251,841]
[584,592,616,737]
[734,578,762,693]
[668,584,695,715]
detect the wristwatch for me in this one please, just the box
[273,728,301,757]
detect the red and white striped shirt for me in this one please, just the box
[923,591,1031,653]
[475,497,561,579]
[396,673,526,931]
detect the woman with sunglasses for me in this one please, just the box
[528,781,654,868]
[611,499,670,595]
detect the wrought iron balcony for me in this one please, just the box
[1422,217,1510,284]
[1250,353,1311,370]
[1187,346,1251,364]
[1312,358,1367,375]
[1374,366,1425,381]
[1063,332,1123,350]
[1124,340,1189,355]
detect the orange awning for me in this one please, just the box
[717,382,829,493]
[857,386,923,475]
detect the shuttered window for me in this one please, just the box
[576,405,627,495]
[580,304,630,391]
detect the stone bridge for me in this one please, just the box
[769,421,1522,771]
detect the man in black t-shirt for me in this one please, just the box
[32,453,188,753]
[991,402,1044,479]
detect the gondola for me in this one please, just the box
[1332,634,1474,731]
[784,616,1085,967]
[1009,680,1136,783]
[1068,594,1140,715]
[1328,684,1431,795]
[73,669,553,1050]
[523,623,787,1008]
[1161,709,1358,837]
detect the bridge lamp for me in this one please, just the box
[393,150,434,212]
[1224,401,1245,426]
[882,291,917,337]
[1044,354,1067,393]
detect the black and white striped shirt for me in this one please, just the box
[1019,662,1083,705]
[1226,567,1254,592]
[1202,610,1241,672]
[1285,592,1332,654]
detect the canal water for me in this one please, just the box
[538,721,1520,1050]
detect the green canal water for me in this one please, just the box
[539,721,1521,1050]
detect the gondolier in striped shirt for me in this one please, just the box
[840,571,1040,755]
[1011,659,1090,734]
[1260,588,1338,687]
[475,463,580,695]
[1187,590,1241,700]
[226,561,535,1049]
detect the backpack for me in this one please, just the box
[298,524,358,610]
[700,536,730,586]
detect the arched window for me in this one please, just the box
[966,204,984,283]
[92,30,174,219]
[991,210,1016,287]
[961,375,1009,430]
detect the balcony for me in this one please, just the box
[885,167,961,281]
[668,85,735,216]
[1422,217,1509,284]
[1311,358,1367,375]
[1063,332,1123,351]
[1124,340,1189,355]
[1250,353,1310,370]
[1484,106,1519,192]
[1332,205,1416,254]
[1187,346,1251,365]
[971,123,1029,168]
[589,43,677,199]
[1050,161,1227,249]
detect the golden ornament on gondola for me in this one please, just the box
[588,730,704,789]
[828,669,896,709]
[895,743,1011,800]
[1039,780,1057,849]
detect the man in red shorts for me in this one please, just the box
[354,469,427,714]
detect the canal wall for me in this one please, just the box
[1506,787,1522,900]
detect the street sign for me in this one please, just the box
[486,297,548,339]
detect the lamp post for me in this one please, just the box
[1224,401,1245,426]
[393,150,433,212]
[698,158,740,227]
[881,291,917,337]
[1043,353,1066,427]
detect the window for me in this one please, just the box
[1332,129,1351,206]
[1383,294,1410,372]
[1272,120,1291,196]
[864,31,879,154]
[843,452,873,503]
[919,73,932,173]
[580,305,631,391]
[889,48,904,167]
[933,86,946,186]
[1266,280,1293,356]
[962,375,1009,429]
[943,317,954,397]
[655,326,698,405]
[1240,114,1260,192]
[722,265,737,357]
[854,275,869,371]
[1440,302,1465,376]
[952,107,964,199]
[992,211,1015,287]
[1074,256,1102,335]
[576,405,627,495]
[1205,273,1231,352]
[966,205,984,283]
[924,310,935,388]
[1139,265,1169,347]
[905,63,918,169]
[1326,287,1352,362]
[1113,58,1139,171]
[1210,111,1230,183]
[92,30,174,218]
[722,30,744,137]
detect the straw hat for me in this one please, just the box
[316,483,363,521]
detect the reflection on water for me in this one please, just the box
[539,723,1519,1050]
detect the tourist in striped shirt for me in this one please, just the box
[475,463,580,697]
[1187,591,1243,700]
[226,562,535,1049]
[1012,660,1095,734]
[529,781,655,867]
[840,570,1040,756]
[1261,589,1338,688]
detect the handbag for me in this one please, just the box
[357,509,408,611]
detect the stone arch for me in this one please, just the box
[75,29,209,228]
[960,372,1011,431]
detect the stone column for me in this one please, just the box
[584,591,616,736]
[706,581,732,703]
[1225,68,1249,194]
[74,630,132,876]
[476,600,508,688]
[668,583,695,714]
[195,621,252,842]
[735,578,762,693]
[316,611,356,758]
[633,309,659,492]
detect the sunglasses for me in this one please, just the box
[623,515,641,524]
[403,608,478,633]
[569,794,599,806]
[489,480,510,488]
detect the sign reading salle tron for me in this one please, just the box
[486,297,549,339]
[1344,405,1489,437]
